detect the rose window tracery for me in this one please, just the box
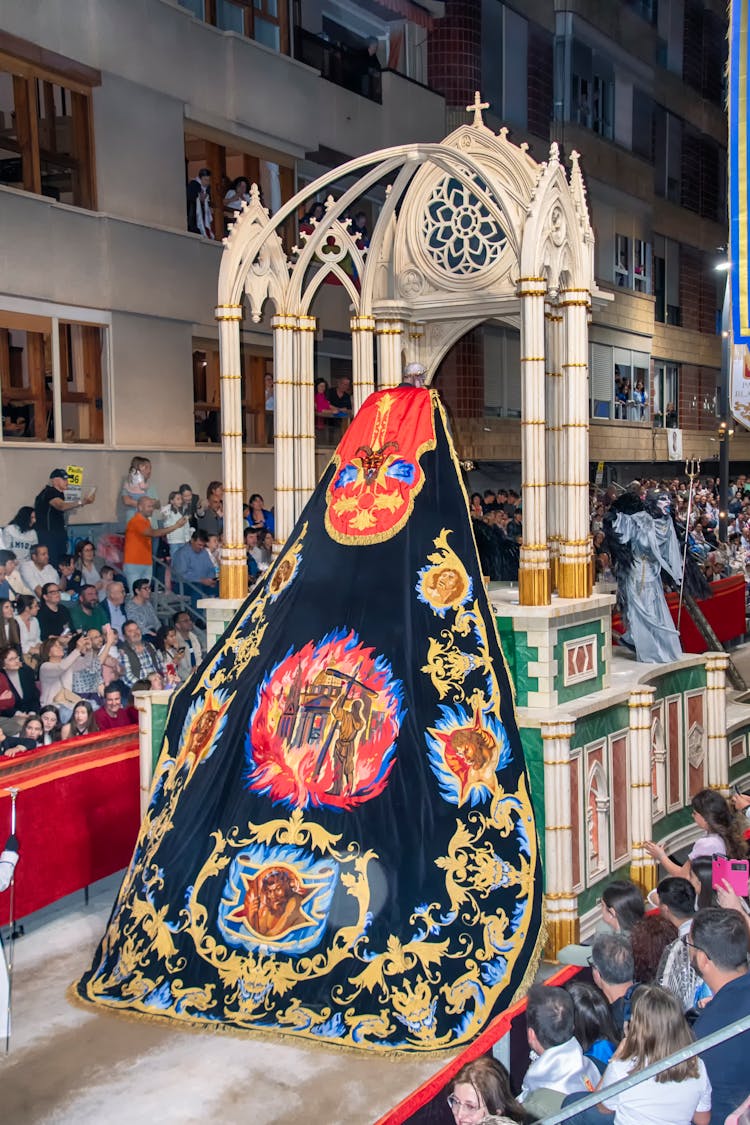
[420,176,506,277]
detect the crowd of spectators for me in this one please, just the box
[0,457,275,759]
[446,790,749,1122]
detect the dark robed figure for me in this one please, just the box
[77,387,543,1053]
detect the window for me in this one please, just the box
[654,235,681,325]
[653,106,682,204]
[631,88,654,161]
[192,339,273,446]
[590,344,650,421]
[0,306,106,444]
[570,40,614,139]
[0,47,97,207]
[624,0,658,23]
[614,235,651,293]
[652,362,679,428]
[178,0,288,53]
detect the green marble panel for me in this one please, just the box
[495,618,538,706]
[520,726,545,867]
[553,618,606,704]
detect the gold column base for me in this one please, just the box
[544,913,580,958]
[220,563,249,600]
[557,560,592,599]
[630,859,658,896]
[550,551,559,594]
[518,565,551,606]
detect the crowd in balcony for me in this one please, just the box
[0,456,275,757]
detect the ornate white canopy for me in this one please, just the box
[215,96,598,606]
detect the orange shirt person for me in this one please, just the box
[123,497,186,590]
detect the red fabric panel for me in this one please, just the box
[613,574,746,654]
[0,728,139,924]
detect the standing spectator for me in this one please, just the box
[186,167,215,238]
[1,506,37,561]
[120,456,159,525]
[178,483,200,527]
[20,544,59,598]
[119,622,163,687]
[518,985,600,1116]
[34,468,94,565]
[61,700,97,740]
[123,497,184,590]
[173,610,203,678]
[171,531,218,601]
[589,932,638,1038]
[94,682,138,731]
[691,907,750,1122]
[70,585,109,632]
[244,529,261,580]
[196,482,224,537]
[223,175,251,217]
[161,491,192,555]
[102,580,127,639]
[154,625,185,686]
[73,539,104,594]
[0,599,20,650]
[247,493,274,536]
[125,579,161,641]
[0,645,40,735]
[36,582,73,641]
[14,595,41,668]
[39,704,62,744]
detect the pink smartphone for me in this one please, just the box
[712,855,750,897]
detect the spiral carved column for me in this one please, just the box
[558,288,592,599]
[518,278,550,606]
[351,315,375,412]
[629,686,657,892]
[215,304,248,599]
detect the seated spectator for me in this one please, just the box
[223,175,251,217]
[73,539,104,594]
[0,551,14,600]
[4,550,33,599]
[94,682,138,731]
[19,544,59,599]
[119,621,163,687]
[1,506,38,561]
[0,599,20,650]
[0,713,47,755]
[589,932,638,1038]
[61,700,97,740]
[172,531,218,600]
[630,914,679,985]
[469,492,485,519]
[39,704,62,745]
[196,481,224,538]
[125,579,161,642]
[124,497,183,590]
[102,580,127,639]
[691,907,750,1122]
[69,584,109,632]
[591,985,711,1124]
[518,985,600,1116]
[0,645,40,735]
[447,1057,530,1124]
[38,633,89,718]
[247,493,274,536]
[564,979,619,1073]
[57,554,80,599]
[559,879,645,967]
[36,581,73,641]
[327,375,352,415]
[14,595,41,668]
[315,378,337,430]
[154,625,185,686]
[654,877,701,1011]
[173,610,203,678]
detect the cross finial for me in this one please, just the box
[466,91,489,127]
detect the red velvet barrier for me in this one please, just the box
[613,573,746,653]
[0,727,140,925]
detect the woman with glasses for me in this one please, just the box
[447,1058,530,1124]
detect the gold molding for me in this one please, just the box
[545,916,580,958]
[519,565,551,606]
[557,560,592,599]
[219,562,248,599]
[520,356,546,362]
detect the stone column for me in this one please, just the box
[705,652,730,790]
[541,719,579,955]
[351,314,375,411]
[545,302,564,593]
[629,686,657,891]
[518,278,550,606]
[375,318,405,388]
[295,314,317,521]
[272,312,297,549]
[215,303,247,599]
[558,288,592,599]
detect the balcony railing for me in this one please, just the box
[294,27,382,103]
